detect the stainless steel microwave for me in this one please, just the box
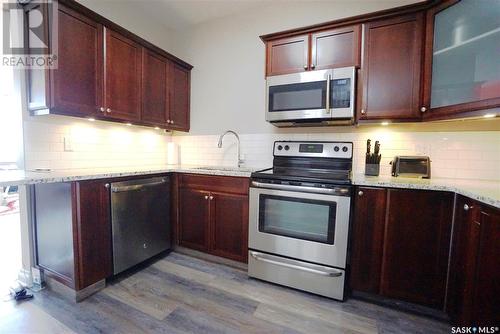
[266,67,355,127]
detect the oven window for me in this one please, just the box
[258,195,336,244]
[269,81,327,112]
[330,78,351,108]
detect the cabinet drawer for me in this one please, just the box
[179,174,249,195]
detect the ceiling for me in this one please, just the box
[121,0,272,31]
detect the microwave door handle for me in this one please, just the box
[325,73,331,115]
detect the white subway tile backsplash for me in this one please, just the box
[172,130,500,180]
[23,116,172,170]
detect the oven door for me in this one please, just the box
[266,70,331,122]
[249,185,351,268]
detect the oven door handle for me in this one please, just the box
[250,251,343,277]
[251,181,349,195]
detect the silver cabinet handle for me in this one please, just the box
[167,120,171,124]
[106,108,112,113]
[250,251,343,277]
[464,204,473,211]
[303,65,308,70]
[100,107,105,112]
[325,73,331,115]
[311,64,316,69]
[104,183,110,189]
[204,195,209,200]
[420,106,427,113]
[209,195,214,200]
[361,109,366,115]
[358,190,363,196]
[171,120,174,124]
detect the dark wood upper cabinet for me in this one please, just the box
[350,187,387,294]
[359,13,424,121]
[169,63,190,131]
[52,5,103,118]
[422,0,500,120]
[210,192,249,262]
[311,25,360,70]
[104,28,142,122]
[266,34,309,76]
[142,48,168,126]
[447,196,500,326]
[381,189,453,309]
[25,0,192,130]
[73,180,113,290]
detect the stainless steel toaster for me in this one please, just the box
[390,156,431,178]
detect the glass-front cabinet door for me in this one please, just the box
[423,0,500,118]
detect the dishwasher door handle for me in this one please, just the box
[111,179,168,193]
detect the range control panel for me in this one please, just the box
[273,141,353,159]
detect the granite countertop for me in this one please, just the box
[352,174,500,209]
[1,167,498,209]
[0,165,256,188]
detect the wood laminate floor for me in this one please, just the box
[0,252,450,334]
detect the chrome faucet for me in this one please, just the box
[217,130,243,167]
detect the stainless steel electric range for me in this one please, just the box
[248,141,353,300]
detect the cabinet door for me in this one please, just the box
[350,187,387,293]
[266,34,310,76]
[142,48,168,126]
[422,0,500,120]
[360,13,423,121]
[52,4,103,117]
[472,207,500,325]
[73,180,112,290]
[381,189,453,308]
[446,196,479,324]
[179,188,210,251]
[169,63,190,131]
[104,28,142,122]
[311,25,360,70]
[210,192,248,262]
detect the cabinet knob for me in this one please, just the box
[209,195,214,200]
[358,190,363,196]
[171,120,174,124]
[106,108,112,113]
[420,106,427,113]
[99,107,105,112]
[311,64,316,69]
[464,204,473,211]
[303,65,308,70]
[361,109,365,115]
[105,183,110,189]
[204,195,209,200]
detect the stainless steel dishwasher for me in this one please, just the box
[111,176,171,275]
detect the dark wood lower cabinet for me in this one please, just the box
[381,189,453,308]
[34,180,112,291]
[210,192,249,262]
[178,188,210,252]
[177,174,250,262]
[73,180,113,289]
[350,187,387,293]
[447,196,500,326]
[350,187,454,310]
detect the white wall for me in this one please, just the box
[172,0,423,135]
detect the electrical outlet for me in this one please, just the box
[64,136,73,151]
